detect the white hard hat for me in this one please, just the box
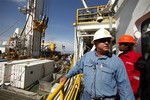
[92,28,112,43]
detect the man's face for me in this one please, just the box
[118,43,128,51]
[94,38,111,52]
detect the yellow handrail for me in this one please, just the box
[46,82,64,100]
[74,74,82,100]
[67,74,81,100]
[46,74,82,100]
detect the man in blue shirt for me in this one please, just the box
[60,28,134,100]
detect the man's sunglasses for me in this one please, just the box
[96,38,111,43]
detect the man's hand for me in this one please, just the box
[59,76,68,83]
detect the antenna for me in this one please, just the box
[81,0,90,12]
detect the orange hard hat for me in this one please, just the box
[117,34,137,44]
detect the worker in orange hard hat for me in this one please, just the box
[117,34,146,100]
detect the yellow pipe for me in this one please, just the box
[46,82,64,100]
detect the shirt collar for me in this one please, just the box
[93,50,111,59]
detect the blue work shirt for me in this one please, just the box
[66,50,134,100]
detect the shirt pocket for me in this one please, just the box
[100,66,114,83]
[83,63,94,76]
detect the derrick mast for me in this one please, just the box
[19,0,48,58]
[25,0,45,58]
[6,0,48,60]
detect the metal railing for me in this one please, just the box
[46,74,82,100]
[76,6,115,25]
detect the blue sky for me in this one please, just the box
[0,0,108,52]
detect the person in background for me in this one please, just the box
[140,52,150,100]
[60,28,134,100]
[117,34,145,100]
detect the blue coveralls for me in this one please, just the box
[66,50,134,100]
